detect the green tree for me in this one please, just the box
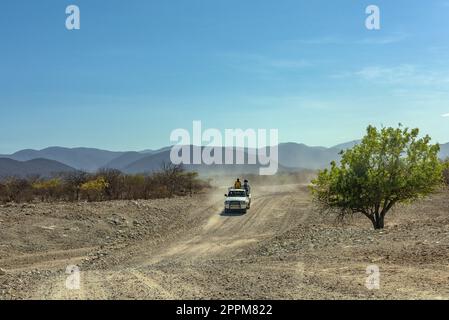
[310,125,443,229]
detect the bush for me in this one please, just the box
[123,174,146,200]
[97,169,124,200]
[1,177,33,203]
[32,178,63,202]
[150,163,206,198]
[0,182,6,203]
[80,177,109,202]
[62,171,90,201]
[0,164,209,203]
[443,160,449,186]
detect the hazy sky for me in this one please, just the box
[1,0,449,153]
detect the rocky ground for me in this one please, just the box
[0,185,448,299]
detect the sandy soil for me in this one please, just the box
[0,184,448,300]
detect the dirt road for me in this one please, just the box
[1,185,448,299]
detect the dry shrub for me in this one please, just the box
[0,163,208,203]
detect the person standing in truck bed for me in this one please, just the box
[234,178,242,189]
[243,179,251,196]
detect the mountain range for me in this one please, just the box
[0,141,448,178]
[0,158,75,178]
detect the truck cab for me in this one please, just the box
[224,189,251,214]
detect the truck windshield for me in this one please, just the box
[228,191,246,197]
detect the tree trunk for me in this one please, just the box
[379,215,384,229]
[372,214,385,229]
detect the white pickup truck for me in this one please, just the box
[224,189,251,214]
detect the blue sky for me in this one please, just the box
[1,0,449,153]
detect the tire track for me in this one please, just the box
[127,269,175,299]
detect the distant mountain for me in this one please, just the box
[124,149,174,174]
[104,152,148,170]
[1,147,126,172]
[121,142,449,174]
[1,140,448,177]
[138,150,155,154]
[277,143,340,170]
[331,140,361,151]
[0,158,76,178]
[440,142,449,159]
[276,140,364,170]
[124,146,297,175]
